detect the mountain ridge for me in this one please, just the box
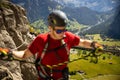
[53,0,120,12]
[10,0,114,26]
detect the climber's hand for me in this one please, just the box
[91,41,103,52]
[0,48,13,60]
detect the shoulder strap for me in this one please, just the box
[61,39,69,55]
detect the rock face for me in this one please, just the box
[0,0,29,49]
[0,0,37,80]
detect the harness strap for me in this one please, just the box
[35,43,49,79]
[40,42,48,60]
[35,61,47,79]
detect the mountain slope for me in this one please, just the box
[80,6,120,39]
[107,5,120,39]
[64,7,107,25]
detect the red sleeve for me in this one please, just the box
[28,35,43,55]
[65,32,80,47]
[72,34,80,46]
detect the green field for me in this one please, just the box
[68,53,120,80]
[68,34,120,80]
[86,34,120,46]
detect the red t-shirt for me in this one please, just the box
[28,31,80,79]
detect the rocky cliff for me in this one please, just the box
[0,0,37,80]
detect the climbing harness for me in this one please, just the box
[35,34,69,79]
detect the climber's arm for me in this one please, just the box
[12,49,33,59]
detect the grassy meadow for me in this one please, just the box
[68,34,120,80]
